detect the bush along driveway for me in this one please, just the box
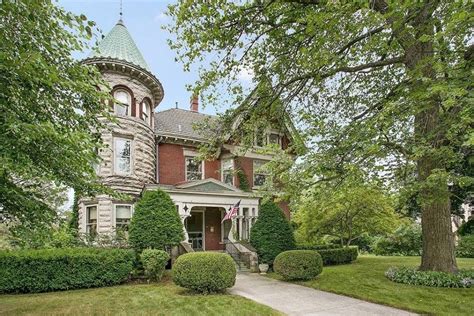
[230,272,414,315]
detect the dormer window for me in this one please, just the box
[141,100,151,124]
[254,128,282,148]
[114,89,131,116]
[268,133,281,145]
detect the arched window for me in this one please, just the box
[114,89,131,116]
[141,99,151,124]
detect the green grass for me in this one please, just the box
[0,274,280,316]
[270,255,474,315]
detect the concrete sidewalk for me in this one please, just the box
[229,273,416,316]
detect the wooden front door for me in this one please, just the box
[204,207,223,250]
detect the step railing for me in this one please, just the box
[224,239,242,270]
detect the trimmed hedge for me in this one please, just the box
[385,267,474,288]
[295,245,358,265]
[140,249,169,281]
[296,243,340,251]
[274,250,323,280]
[456,235,474,258]
[0,248,134,293]
[172,252,236,293]
[458,219,474,236]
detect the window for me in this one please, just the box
[255,128,266,147]
[86,206,97,235]
[253,159,269,187]
[114,89,131,116]
[115,205,132,231]
[141,100,150,124]
[268,133,281,146]
[185,156,202,181]
[221,159,234,186]
[114,138,132,175]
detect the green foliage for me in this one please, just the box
[129,189,184,253]
[458,218,474,236]
[69,191,80,232]
[0,0,113,227]
[236,169,251,192]
[172,252,236,293]
[0,248,134,293]
[456,235,474,258]
[295,243,340,251]
[167,0,473,272]
[373,223,422,256]
[385,267,473,288]
[296,179,399,246]
[140,249,169,281]
[250,201,295,264]
[274,250,323,281]
[317,247,359,266]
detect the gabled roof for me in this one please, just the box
[88,19,149,71]
[175,178,243,193]
[154,108,215,140]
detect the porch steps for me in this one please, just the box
[234,261,251,272]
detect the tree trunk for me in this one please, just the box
[405,5,458,273]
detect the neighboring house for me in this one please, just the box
[78,19,299,251]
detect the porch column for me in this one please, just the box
[237,207,243,240]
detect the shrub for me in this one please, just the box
[274,250,323,280]
[250,201,295,264]
[296,243,340,251]
[140,249,170,281]
[317,247,358,265]
[458,218,474,236]
[0,248,134,293]
[129,189,184,253]
[373,223,422,256]
[172,252,236,293]
[385,267,473,288]
[456,235,474,258]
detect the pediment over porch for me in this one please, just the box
[175,178,243,193]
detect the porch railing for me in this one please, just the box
[188,231,203,251]
[224,239,242,270]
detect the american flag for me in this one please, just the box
[222,200,240,223]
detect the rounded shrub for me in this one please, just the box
[458,218,474,236]
[0,248,134,293]
[140,249,170,281]
[172,252,236,293]
[250,201,295,265]
[274,250,323,280]
[129,189,184,253]
[456,235,474,258]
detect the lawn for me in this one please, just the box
[271,255,474,315]
[0,274,280,316]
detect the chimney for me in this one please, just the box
[190,94,199,112]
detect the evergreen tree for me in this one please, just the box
[250,201,295,264]
[129,189,184,253]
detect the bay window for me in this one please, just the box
[114,138,132,175]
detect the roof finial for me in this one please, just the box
[118,0,123,24]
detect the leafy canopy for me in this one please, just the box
[296,176,400,246]
[0,1,112,226]
[167,0,472,272]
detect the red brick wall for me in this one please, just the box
[205,160,220,180]
[158,143,185,184]
[235,156,253,188]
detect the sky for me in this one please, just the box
[58,0,222,115]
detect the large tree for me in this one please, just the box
[0,1,112,226]
[167,1,473,272]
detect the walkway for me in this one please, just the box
[229,273,416,316]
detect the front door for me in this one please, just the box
[186,211,204,251]
[204,207,223,250]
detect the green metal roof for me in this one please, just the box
[89,19,150,70]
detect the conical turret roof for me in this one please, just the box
[89,19,150,70]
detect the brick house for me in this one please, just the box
[78,19,300,251]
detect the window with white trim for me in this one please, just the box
[268,133,281,146]
[114,138,132,175]
[114,89,131,116]
[185,156,202,181]
[221,158,234,186]
[115,205,132,231]
[141,100,150,124]
[253,159,269,187]
[86,206,97,235]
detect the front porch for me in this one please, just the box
[146,178,260,251]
